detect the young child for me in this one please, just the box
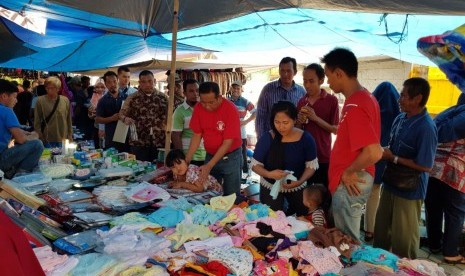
[165,149,223,193]
[301,184,328,228]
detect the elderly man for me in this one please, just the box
[374,77,438,259]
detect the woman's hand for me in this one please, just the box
[267,169,288,180]
[281,180,301,189]
[168,181,183,189]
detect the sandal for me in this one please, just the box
[443,256,465,264]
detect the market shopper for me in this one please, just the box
[88,78,106,149]
[373,77,437,259]
[95,71,128,152]
[34,76,73,148]
[120,70,168,162]
[228,80,256,176]
[322,48,383,241]
[251,101,318,216]
[117,66,137,97]
[297,63,339,187]
[363,81,400,242]
[186,82,242,196]
[255,57,306,139]
[171,79,206,166]
[0,79,43,179]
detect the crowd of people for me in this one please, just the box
[0,47,464,263]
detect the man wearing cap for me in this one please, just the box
[228,80,256,177]
[0,80,44,179]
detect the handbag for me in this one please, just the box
[40,96,60,133]
[382,162,421,192]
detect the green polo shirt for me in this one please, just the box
[172,101,206,161]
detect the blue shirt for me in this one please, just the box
[255,80,305,139]
[0,103,20,152]
[384,109,437,200]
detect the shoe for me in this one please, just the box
[364,232,374,242]
[429,247,442,254]
[443,256,465,264]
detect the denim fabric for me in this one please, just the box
[425,177,465,257]
[331,171,373,241]
[205,148,241,196]
[43,141,62,148]
[0,140,44,172]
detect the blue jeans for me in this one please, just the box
[0,140,44,172]
[331,171,373,241]
[205,147,242,196]
[425,177,465,257]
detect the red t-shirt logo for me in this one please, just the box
[217,121,225,131]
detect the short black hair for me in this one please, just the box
[403,77,430,107]
[117,66,130,74]
[0,79,19,95]
[304,63,325,80]
[321,48,358,78]
[165,149,186,167]
[279,57,297,73]
[139,70,154,78]
[199,82,220,97]
[103,71,118,82]
[183,79,199,91]
[22,79,31,89]
[81,76,90,82]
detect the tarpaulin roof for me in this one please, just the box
[2,1,465,71]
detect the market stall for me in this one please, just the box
[0,142,447,275]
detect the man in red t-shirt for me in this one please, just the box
[186,82,242,195]
[322,48,382,241]
[297,63,339,187]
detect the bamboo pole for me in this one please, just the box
[163,0,179,163]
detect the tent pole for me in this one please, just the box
[164,0,179,164]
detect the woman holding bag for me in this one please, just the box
[251,101,318,216]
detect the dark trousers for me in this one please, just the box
[205,147,241,196]
[309,162,329,187]
[425,177,465,257]
[241,139,248,173]
[131,146,158,162]
[260,185,308,216]
[190,160,204,167]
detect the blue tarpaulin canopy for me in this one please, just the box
[2,1,465,71]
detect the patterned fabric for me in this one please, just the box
[186,164,223,193]
[417,24,465,93]
[208,247,253,276]
[430,139,465,193]
[305,208,327,227]
[121,90,168,147]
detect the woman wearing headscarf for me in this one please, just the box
[364,82,400,241]
[88,78,106,148]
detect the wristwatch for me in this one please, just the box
[393,156,399,164]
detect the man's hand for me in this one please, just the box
[382,147,394,161]
[341,169,365,196]
[24,131,39,141]
[112,113,120,122]
[123,116,135,125]
[306,107,318,122]
[196,163,213,186]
